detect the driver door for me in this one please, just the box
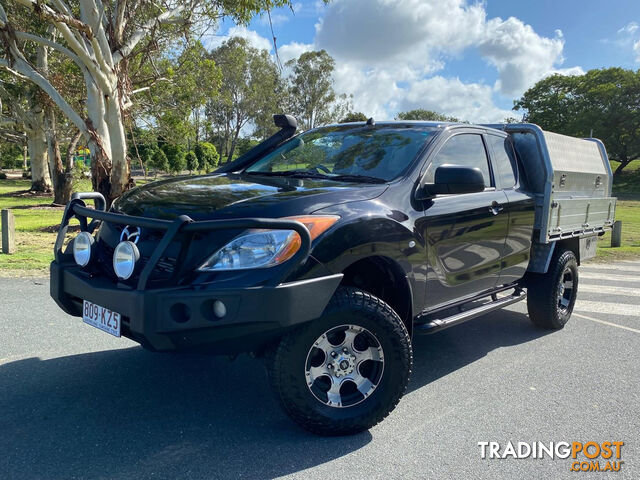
[422,132,509,310]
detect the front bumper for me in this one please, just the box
[51,262,342,352]
[50,192,342,353]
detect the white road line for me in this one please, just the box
[582,264,640,273]
[574,312,640,334]
[580,272,640,281]
[574,300,639,317]
[579,284,640,297]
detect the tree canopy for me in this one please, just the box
[286,50,349,131]
[514,68,640,174]
[395,109,460,122]
[339,112,368,123]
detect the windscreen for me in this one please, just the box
[245,125,437,182]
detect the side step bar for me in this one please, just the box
[414,289,527,335]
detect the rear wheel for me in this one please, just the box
[267,287,412,436]
[527,248,579,329]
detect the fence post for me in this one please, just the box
[1,209,16,254]
[611,220,622,248]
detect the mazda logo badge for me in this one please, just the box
[120,225,141,244]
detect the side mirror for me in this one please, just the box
[417,164,485,199]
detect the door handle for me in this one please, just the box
[489,201,504,215]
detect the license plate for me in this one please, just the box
[82,300,121,337]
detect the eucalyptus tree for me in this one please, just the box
[285,50,349,131]
[0,0,291,203]
[137,40,221,148]
[0,76,52,191]
[206,37,282,161]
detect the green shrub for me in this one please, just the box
[0,171,7,180]
[162,144,186,174]
[0,143,24,169]
[185,151,198,174]
[150,148,169,175]
[194,142,220,172]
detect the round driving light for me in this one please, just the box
[113,241,140,280]
[213,300,227,318]
[73,232,94,267]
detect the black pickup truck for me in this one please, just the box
[50,115,616,435]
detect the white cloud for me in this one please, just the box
[308,0,579,121]
[400,76,514,123]
[478,17,566,95]
[210,0,582,123]
[278,42,313,64]
[292,1,327,16]
[619,22,639,35]
[611,21,640,62]
[258,12,289,27]
[206,25,273,52]
[315,0,485,71]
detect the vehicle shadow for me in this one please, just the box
[0,307,548,480]
[409,307,551,392]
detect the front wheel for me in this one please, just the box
[527,248,579,329]
[267,287,412,436]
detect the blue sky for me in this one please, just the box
[213,0,640,122]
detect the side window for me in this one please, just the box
[487,135,517,189]
[425,134,491,187]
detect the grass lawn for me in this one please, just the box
[0,178,92,275]
[609,159,640,199]
[594,199,640,262]
[0,168,638,275]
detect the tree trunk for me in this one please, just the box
[105,90,130,199]
[45,105,73,205]
[84,74,114,204]
[28,45,52,192]
[83,70,131,205]
[614,158,630,175]
[66,130,82,171]
[226,124,242,162]
[28,129,52,192]
[22,142,27,170]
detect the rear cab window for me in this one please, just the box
[486,135,518,189]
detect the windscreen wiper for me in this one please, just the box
[328,174,387,184]
[245,170,387,184]
[245,170,329,179]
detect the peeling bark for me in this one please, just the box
[26,104,52,192]
[66,129,82,170]
[45,105,72,204]
[0,0,195,203]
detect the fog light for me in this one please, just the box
[113,241,140,280]
[73,232,94,267]
[213,300,227,318]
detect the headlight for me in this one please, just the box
[73,232,95,267]
[198,215,339,271]
[113,241,140,280]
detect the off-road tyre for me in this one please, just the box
[527,248,579,329]
[267,287,412,436]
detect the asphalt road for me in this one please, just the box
[1,261,639,480]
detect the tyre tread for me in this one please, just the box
[267,287,412,436]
